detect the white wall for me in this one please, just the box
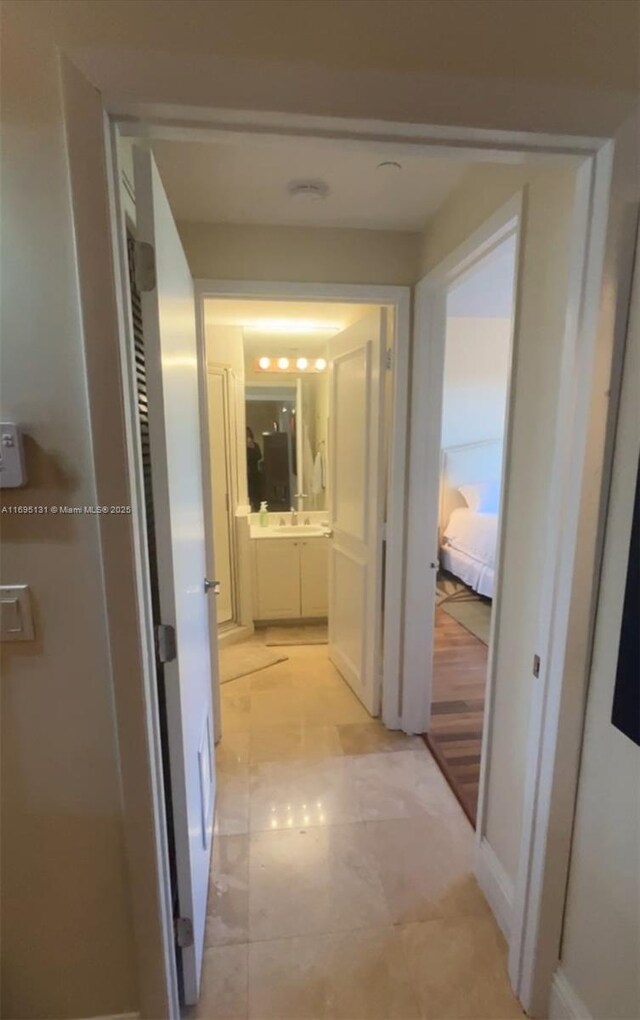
[552,231,640,1020]
[441,317,511,449]
[421,162,579,884]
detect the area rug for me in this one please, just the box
[265,624,328,646]
[219,644,288,684]
[436,575,492,646]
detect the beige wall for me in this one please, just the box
[0,9,137,1020]
[421,163,579,883]
[557,256,640,1018]
[179,221,421,287]
[552,165,640,1018]
[442,317,512,449]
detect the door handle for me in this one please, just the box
[204,578,221,595]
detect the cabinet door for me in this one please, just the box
[255,540,301,619]
[300,539,329,618]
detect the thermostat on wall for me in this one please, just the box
[0,423,26,488]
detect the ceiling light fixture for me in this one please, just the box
[287,179,330,202]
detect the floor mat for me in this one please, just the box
[436,575,492,645]
[219,644,288,684]
[265,624,328,646]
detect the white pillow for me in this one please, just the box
[458,479,500,513]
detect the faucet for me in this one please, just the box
[290,506,298,526]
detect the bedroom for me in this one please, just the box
[425,232,517,824]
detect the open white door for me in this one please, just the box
[328,308,387,715]
[134,148,215,1005]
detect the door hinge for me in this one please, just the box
[532,654,541,679]
[155,623,177,663]
[134,240,156,293]
[385,349,393,371]
[174,916,194,949]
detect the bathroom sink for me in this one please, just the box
[250,524,328,539]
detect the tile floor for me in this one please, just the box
[189,639,523,1019]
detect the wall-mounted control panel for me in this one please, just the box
[0,423,26,487]
[0,585,35,641]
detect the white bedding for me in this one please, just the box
[441,507,498,598]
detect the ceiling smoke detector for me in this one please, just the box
[287,179,330,202]
[376,160,403,173]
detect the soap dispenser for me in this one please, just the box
[259,501,269,527]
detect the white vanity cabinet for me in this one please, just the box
[300,539,329,617]
[253,537,328,620]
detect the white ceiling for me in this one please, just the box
[205,298,375,366]
[151,137,468,231]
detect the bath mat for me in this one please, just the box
[219,644,288,684]
[265,624,328,646]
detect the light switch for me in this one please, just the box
[0,585,35,641]
[0,423,27,488]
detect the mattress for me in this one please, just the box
[440,507,498,598]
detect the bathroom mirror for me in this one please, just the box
[244,373,328,513]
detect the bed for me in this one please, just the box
[439,440,503,599]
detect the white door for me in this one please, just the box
[207,368,234,625]
[328,309,387,714]
[134,148,215,1005]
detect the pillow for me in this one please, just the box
[458,479,500,513]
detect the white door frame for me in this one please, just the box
[402,194,522,738]
[60,72,619,1015]
[402,147,614,1017]
[194,278,412,731]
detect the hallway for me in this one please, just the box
[192,641,523,1019]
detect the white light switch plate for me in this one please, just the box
[0,585,35,641]
[0,423,26,487]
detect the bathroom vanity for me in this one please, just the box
[250,513,330,621]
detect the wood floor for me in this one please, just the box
[423,607,488,825]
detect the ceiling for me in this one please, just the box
[205,298,375,365]
[151,137,468,232]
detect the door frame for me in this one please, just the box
[194,277,412,731]
[401,148,615,1015]
[402,194,522,739]
[62,63,620,1015]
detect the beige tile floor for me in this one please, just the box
[189,640,523,1020]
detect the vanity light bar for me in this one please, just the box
[254,357,327,374]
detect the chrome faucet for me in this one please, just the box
[290,507,298,526]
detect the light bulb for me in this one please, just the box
[258,356,271,370]
[278,357,290,370]
[315,358,327,371]
[296,357,309,370]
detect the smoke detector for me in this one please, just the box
[287,179,330,202]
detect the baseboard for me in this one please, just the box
[77,1014,139,1020]
[548,969,592,1020]
[217,622,254,648]
[475,837,513,941]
